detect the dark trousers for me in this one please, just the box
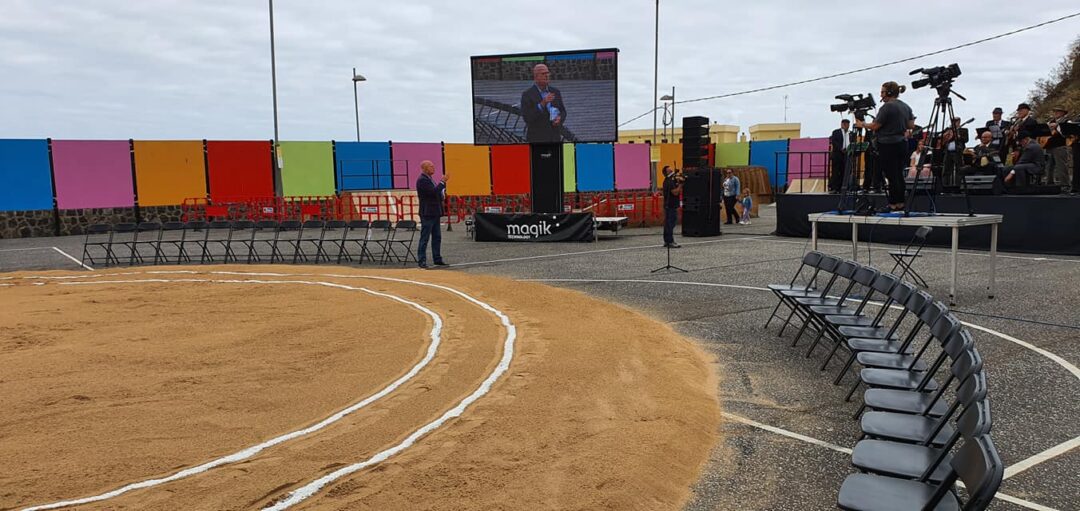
[1073,143,1080,192]
[862,152,881,191]
[663,207,678,245]
[1007,163,1041,188]
[829,152,845,191]
[878,141,908,205]
[417,216,442,265]
[723,196,739,224]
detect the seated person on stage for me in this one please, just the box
[907,137,932,178]
[1003,131,1045,188]
[958,130,1005,184]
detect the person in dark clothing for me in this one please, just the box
[985,107,1011,161]
[520,64,568,143]
[1003,133,1045,189]
[661,166,683,248]
[856,81,915,211]
[938,116,968,190]
[829,119,850,193]
[414,160,448,268]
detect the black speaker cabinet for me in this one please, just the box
[682,116,710,170]
[530,143,564,214]
[681,168,722,237]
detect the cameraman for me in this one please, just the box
[661,166,683,248]
[856,81,915,211]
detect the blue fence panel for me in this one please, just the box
[0,139,54,211]
[749,139,789,194]
[334,141,393,191]
[575,143,615,192]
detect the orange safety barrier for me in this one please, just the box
[565,191,664,227]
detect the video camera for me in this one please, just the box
[910,63,961,90]
[830,93,876,119]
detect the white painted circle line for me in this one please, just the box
[19,277,444,511]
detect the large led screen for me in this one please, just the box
[471,48,617,145]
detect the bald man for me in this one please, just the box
[520,63,568,143]
[415,160,448,268]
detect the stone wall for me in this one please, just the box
[139,205,186,225]
[0,210,57,239]
[57,207,138,236]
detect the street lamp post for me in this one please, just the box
[268,0,282,195]
[660,87,675,142]
[352,69,366,141]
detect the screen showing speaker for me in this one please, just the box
[470,48,618,145]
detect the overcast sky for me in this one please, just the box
[2,1,1077,143]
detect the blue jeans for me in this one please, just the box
[417,216,442,265]
[663,207,678,245]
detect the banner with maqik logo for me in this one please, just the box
[474,212,595,242]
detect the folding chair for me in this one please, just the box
[775,256,845,337]
[764,251,825,329]
[155,222,190,264]
[293,220,325,263]
[859,364,986,447]
[838,435,1003,511]
[228,220,256,263]
[844,318,968,402]
[317,220,348,263]
[367,220,394,264]
[130,222,162,265]
[835,293,943,385]
[199,220,233,264]
[787,260,865,347]
[273,220,303,263]
[802,267,892,364]
[852,397,991,483]
[182,221,208,264]
[109,223,138,266]
[385,220,418,266]
[890,226,933,288]
[81,224,113,267]
[248,220,281,264]
[339,220,375,264]
[859,344,983,419]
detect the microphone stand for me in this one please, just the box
[652,243,687,273]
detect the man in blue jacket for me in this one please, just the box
[415,160,448,268]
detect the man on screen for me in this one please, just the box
[521,63,568,143]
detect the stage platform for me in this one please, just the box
[775,192,1080,255]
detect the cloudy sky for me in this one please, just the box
[2,1,1077,143]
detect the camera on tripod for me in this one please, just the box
[910,63,961,90]
[830,93,876,119]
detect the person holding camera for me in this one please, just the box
[856,81,915,212]
[661,166,683,248]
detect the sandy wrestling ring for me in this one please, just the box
[0,266,720,510]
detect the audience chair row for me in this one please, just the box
[81,219,418,268]
[767,251,1003,511]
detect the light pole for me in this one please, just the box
[352,69,366,141]
[660,87,674,141]
[268,0,282,195]
[652,0,659,147]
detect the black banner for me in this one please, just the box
[474,212,595,242]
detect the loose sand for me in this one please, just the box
[0,266,720,511]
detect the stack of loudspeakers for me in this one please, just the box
[681,116,722,237]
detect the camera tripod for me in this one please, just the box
[905,85,975,217]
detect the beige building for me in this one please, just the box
[748,123,801,141]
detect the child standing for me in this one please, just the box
[739,189,753,225]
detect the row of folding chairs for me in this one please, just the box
[765,251,1003,511]
[81,219,418,267]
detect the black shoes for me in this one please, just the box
[434,261,449,266]
[664,243,682,248]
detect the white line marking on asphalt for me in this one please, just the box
[51,247,93,271]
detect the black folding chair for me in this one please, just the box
[788,260,864,347]
[109,223,138,266]
[182,221,209,264]
[764,251,825,329]
[837,434,1003,511]
[248,220,281,264]
[859,364,986,447]
[860,344,983,419]
[273,220,303,263]
[81,224,113,267]
[339,220,374,264]
[293,220,325,263]
[155,222,190,264]
[228,220,256,263]
[129,222,162,265]
[367,220,393,264]
[385,220,418,266]
[891,226,933,288]
[774,255,844,336]
[318,220,348,263]
[199,220,233,264]
[845,318,968,402]
[852,396,991,483]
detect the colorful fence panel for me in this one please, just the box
[391,142,443,190]
[335,141,392,191]
[614,143,650,190]
[490,144,531,195]
[206,140,274,200]
[657,143,683,184]
[575,143,615,192]
[562,143,577,192]
[0,139,54,211]
[715,142,749,167]
[132,141,207,206]
[787,137,830,182]
[443,143,491,196]
[51,140,134,209]
[279,141,335,196]
[749,139,789,193]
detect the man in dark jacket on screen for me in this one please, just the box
[521,63,568,143]
[415,160,448,268]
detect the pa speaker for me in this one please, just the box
[530,143,564,214]
[682,116,710,170]
[681,168,722,237]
